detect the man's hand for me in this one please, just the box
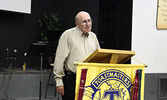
[56,86,64,96]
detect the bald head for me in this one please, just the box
[75,11,92,34]
[75,11,91,23]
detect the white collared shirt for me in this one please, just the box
[53,27,100,86]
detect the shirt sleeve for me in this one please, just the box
[53,31,69,87]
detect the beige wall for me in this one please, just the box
[132,0,167,73]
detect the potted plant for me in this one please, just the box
[38,12,63,41]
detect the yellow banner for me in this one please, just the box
[75,63,145,100]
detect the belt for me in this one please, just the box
[65,71,76,76]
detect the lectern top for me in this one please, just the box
[83,49,135,64]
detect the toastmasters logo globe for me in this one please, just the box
[82,69,132,100]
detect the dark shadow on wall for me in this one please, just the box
[0,0,100,69]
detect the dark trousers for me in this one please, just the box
[62,71,76,100]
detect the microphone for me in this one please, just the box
[6,48,9,59]
[13,49,17,60]
[24,53,27,57]
[14,49,17,53]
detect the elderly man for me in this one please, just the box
[53,11,100,100]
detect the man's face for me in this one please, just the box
[76,13,92,34]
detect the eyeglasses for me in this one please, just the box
[79,19,93,25]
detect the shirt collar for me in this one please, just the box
[82,33,89,37]
[76,27,89,37]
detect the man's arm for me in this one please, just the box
[53,31,69,95]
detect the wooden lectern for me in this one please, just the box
[84,49,135,64]
[75,49,146,100]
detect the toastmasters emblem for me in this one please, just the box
[83,69,132,100]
